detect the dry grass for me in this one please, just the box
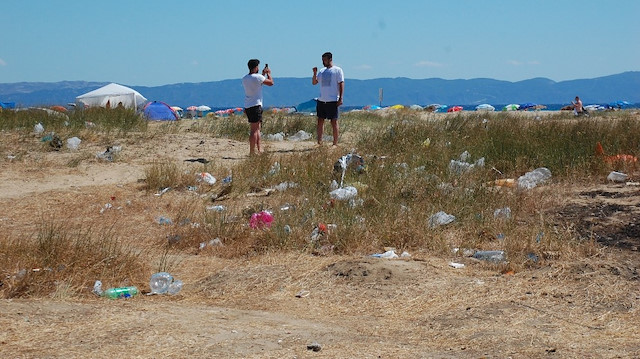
[1,108,639,357]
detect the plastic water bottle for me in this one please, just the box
[103,286,139,299]
[167,280,183,295]
[149,272,173,294]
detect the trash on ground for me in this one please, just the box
[34,123,44,134]
[493,207,512,219]
[199,238,224,250]
[429,211,455,227]
[330,186,357,201]
[449,262,465,269]
[371,250,399,259]
[197,172,216,185]
[472,250,506,263]
[288,130,312,141]
[449,151,485,174]
[265,132,285,141]
[206,205,226,212]
[295,289,310,298]
[517,167,552,190]
[93,280,139,299]
[273,181,299,191]
[307,342,322,352]
[96,146,122,161]
[156,216,173,225]
[66,137,81,150]
[155,187,171,196]
[490,178,516,188]
[268,162,280,175]
[249,211,273,229]
[149,272,183,295]
[607,171,628,183]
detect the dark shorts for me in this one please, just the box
[245,105,263,123]
[316,101,339,120]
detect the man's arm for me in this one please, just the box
[312,67,318,85]
[262,70,274,86]
[337,81,344,106]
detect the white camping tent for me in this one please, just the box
[75,83,147,110]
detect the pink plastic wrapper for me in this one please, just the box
[249,211,274,229]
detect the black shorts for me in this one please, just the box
[245,105,263,123]
[316,101,339,120]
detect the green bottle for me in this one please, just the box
[103,286,139,299]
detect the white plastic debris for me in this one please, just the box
[429,211,456,227]
[607,171,628,183]
[66,137,81,150]
[330,186,358,200]
[197,172,216,185]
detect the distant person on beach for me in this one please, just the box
[312,52,344,147]
[572,96,585,116]
[242,59,273,155]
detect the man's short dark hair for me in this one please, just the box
[247,59,260,70]
[322,52,332,60]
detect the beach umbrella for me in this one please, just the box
[171,106,183,111]
[475,104,495,111]
[187,105,197,111]
[197,105,211,112]
[50,105,68,112]
[519,102,536,110]
[447,106,463,112]
[502,104,519,111]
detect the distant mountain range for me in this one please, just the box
[1,71,638,108]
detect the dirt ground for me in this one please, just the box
[1,118,639,358]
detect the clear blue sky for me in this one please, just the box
[2,0,638,86]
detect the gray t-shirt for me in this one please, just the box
[317,66,344,102]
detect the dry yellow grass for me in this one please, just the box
[1,115,639,358]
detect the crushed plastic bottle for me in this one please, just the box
[167,279,183,295]
[607,171,628,183]
[66,137,81,150]
[429,211,456,227]
[329,186,358,201]
[493,207,512,219]
[517,167,552,190]
[34,123,44,134]
[149,272,173,294]
[197,172,216,185]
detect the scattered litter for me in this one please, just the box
[371,250,399,259]
[449,262,465,269]
[222,175,233,184]
[96,146,122,161]
[206,205,226,212]
[295,289,310,298]
[288,130,312,141]
[490,178,516,188]
[93,280,138,299]
[429,211,455,227]
[34,123,44,134]
[99,203,113,213]
[330,186,358,201]
[449,151,485,174]
[149,272,183,295]
[249,211,273,229]
[307,342,322,352]
[273,181,299,191]
[400,251,411,258]
[493,207,511,219]
[156,216,173,225]
[526,253,539,263]
[200,238,224,250]
[626,181,640,186]
[265,132,285,141]
[517,167,552,190]
[607,171,628,183]
[66,137,81,150]
[155,187,171,196]
[472,250,506,263]
[268,162,280,175]
[197,172,216,185]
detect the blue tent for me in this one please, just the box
[0,102,16,109]
[143,101,178,121]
